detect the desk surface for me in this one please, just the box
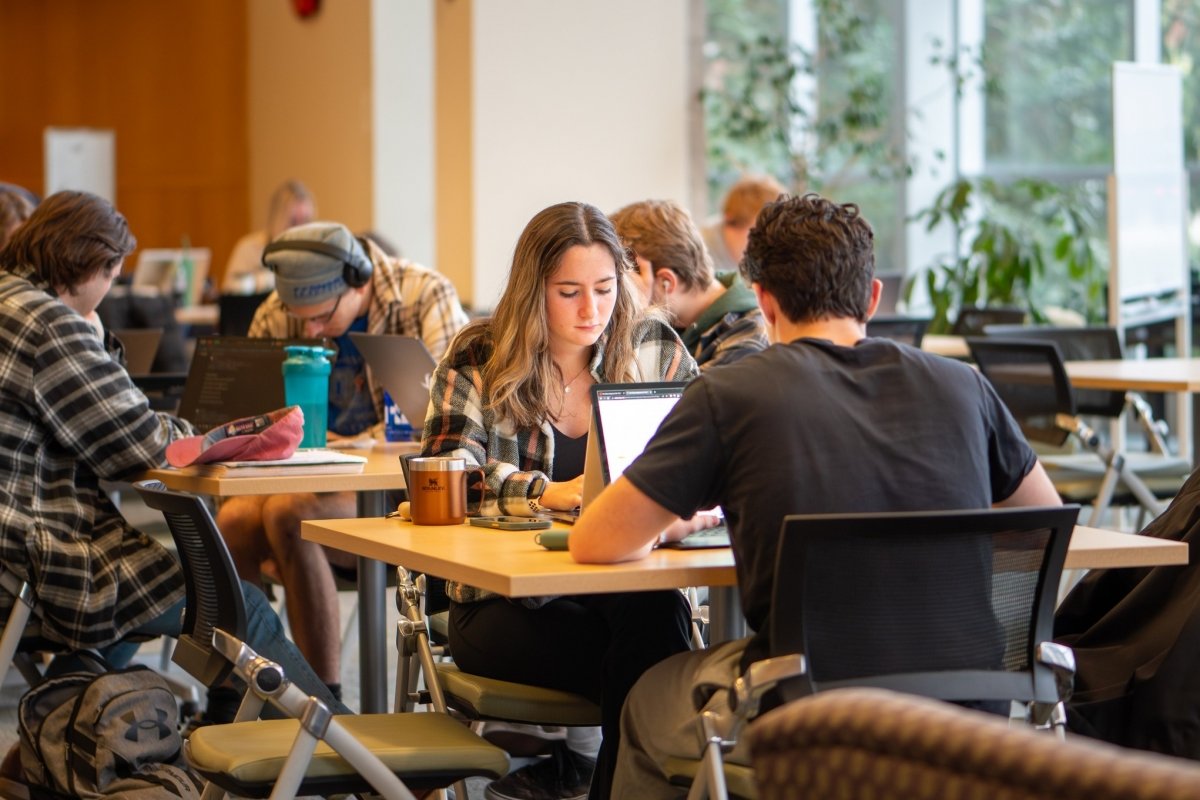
[1064,358,1200,393]
[175,304,220,327]
[145,443,416,496]
[922,334,969,359]
[302,518,1187,598]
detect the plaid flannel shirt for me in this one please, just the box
[423,317,699,604]
[0,265,195,650]
[681,273,769,371]
[248,239,469,439]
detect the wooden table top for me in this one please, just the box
[144,443,417,496]
[1064,358,1200,393]
[301,517,1187,598]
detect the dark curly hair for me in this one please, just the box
[739,193,874,323]
[0,191,136,293]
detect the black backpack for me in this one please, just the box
[1055,466,1200,758]
[18,657,202,799]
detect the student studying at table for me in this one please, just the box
[569,193,1062,798]
[0,191,344,736]
[610,198,768,370]
[421,201,702,800]
[216,221,468,704]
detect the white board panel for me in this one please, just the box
[44,128,115,202]
[1111,63,1187,303]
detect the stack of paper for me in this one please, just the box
[178,449,368,477]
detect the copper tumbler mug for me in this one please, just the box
[407,456,484,525]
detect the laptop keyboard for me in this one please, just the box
[665,525,731,550]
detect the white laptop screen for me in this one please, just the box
[590,382,687,485]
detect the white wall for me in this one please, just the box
[470,0,692,309]
[372,0,436,267]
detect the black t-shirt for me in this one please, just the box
[623,337,1038,666]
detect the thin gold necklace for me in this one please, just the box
[560,362,590,394]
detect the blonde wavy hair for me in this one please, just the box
[452,201,641,429]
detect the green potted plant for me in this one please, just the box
[911,177,1106,334]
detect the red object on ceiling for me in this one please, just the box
[292,0,320,19]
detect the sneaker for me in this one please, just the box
[481,721,567,757]
[484,741,594,800]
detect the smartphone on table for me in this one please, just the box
[469,516,552,531]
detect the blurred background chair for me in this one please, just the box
[951,306,1026,336]
[967,338,1187,526]
[865,315,931,348]
[217,291,271,338]
[747,687,1200,800]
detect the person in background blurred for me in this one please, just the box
[221,179,316,294]
[0,186,34,250]
[701,173,786,273]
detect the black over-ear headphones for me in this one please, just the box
[261,236,374,288]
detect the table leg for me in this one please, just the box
[356,491,389,714]
[708,586,744,644]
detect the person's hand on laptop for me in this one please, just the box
[658,511,723,546]
[539,475,584,511]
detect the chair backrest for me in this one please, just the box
[983,326,1126,418]
[769,505,1078,706]
[866,315,931,348]
[747,687,1200,800]
[951,306,1026,336]
[218,291,271,337]
[134,480,246,688]
[966,338,1076,446]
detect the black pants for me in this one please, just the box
[449,590,692,800]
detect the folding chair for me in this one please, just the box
[134,480,508,800]
[967,338,1185,526]
[394,568,602,800]
[865,315,931,348]
[668,505,1080,800]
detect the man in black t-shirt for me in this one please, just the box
[570,193,1062,798]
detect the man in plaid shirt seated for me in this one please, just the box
[216,221,469,701]
[0,190,345,723]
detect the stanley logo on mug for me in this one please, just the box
[424,477,446,491]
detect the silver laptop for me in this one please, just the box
[349,333,438,430]
[549,382,730,549]
[113,327,163,374]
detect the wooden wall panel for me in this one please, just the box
[0,0,248,288]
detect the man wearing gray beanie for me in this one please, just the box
[216,221,468,699]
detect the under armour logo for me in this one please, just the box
[123,709,173,742]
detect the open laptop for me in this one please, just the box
[112,327,163,375]
[132,248,211,306]
[549,382,730,549]
[176,335,327,432]
[348,333,438,430]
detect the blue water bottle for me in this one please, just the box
[383,391,413,442]
[282,346,334,448]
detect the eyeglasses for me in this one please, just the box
[284,292,342,326]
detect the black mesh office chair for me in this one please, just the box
[982,326,1174,454]
[951,306,1026,336]
[967,338,1184,526]
[666,506,1080,800]
[217,292,271,337]
[866,315,932,348]
[134,480,508,800]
